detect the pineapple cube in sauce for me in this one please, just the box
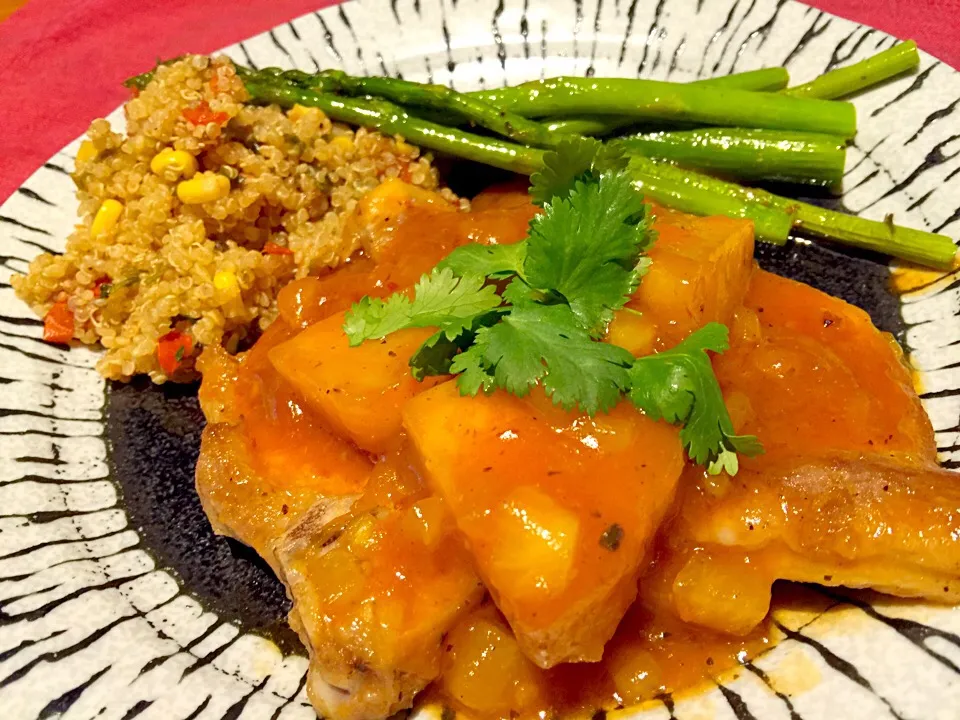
[403,383,684,668]
[611,209,755,356]
[269,311,442,454]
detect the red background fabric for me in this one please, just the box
[1,0,957,202]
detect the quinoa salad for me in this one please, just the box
[12,55,462,382]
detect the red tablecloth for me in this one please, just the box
[1,0,957,202]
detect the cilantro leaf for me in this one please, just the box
[408,311,502,381]
[529,136,629,206]
[342,267,502,346]
[437,242,527,279]
[451,301,634,414]
[524,172,655,335]
[627,323,763,473]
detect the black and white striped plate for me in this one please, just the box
[1,0,959,717]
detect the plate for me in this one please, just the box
[1,0,960,717]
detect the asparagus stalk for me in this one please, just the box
[692,67,790,91]
[628,164,794,244]
[466,78,857,137]
[471,67,791,106]
[614,129,847,186]
[129,63,953,267]
[782,41,920,100]
[627,155,957,268]
[544,117,637,136]
[243,78,544,174]
[283,69,562,149]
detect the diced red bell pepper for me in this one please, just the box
[157,330,195,375]
[43,301,74,344]
[182,101,228,126]
[263,241,294,256]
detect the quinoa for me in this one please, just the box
[13,55,463,383]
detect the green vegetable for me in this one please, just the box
[783,40,920,100]
[506,68,793,136]
[471,66,791,106]
[125,59,953,268]
[523,168,654,334]
[345,141,761,472]
[691,67,790,91]
[243,77,545,174]
[343,267,503,345]
[599,524,625,551]
[301,69,561,149]
[467,77,857,138]
[528,135,629,206]
[615,128,847,186]
[123,56,186,90]
[438,243,528,279]
[627,161,793,245]
[628,323,763,475]
[451,300,635,413]
[627,155,958,269]
[544,117,637,137]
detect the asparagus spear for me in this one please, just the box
[783,41,920,100]
[615,129,847,186]
[129,63,954,267]
[280,69,562,149]
[628,165,794,244]
[471,66,791,107]
[544,117,636,136]
[626,155,957,268]
[693,67,790,91]
[467,78,857,137]
[242,77,545,174]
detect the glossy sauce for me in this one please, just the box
[197,183,940,720]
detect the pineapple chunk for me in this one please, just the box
[269,311,440,453]
[403,383,685,667]
[489,486,580,600]
[624,211,754,350]
[346,178,456,261]
[442,605,546,713]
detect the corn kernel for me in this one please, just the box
[176,172,231,204]
[330,135,354,152]
[90,199,123,239]
[213,270,240,297]
[150,148,199,180]
[76,140,97,165]
[288,104,314,122]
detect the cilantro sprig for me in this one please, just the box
[628,323,764,476]
[343,138,762,474]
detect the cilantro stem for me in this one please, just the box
[782,40,919,100]
[615,129,847,187]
